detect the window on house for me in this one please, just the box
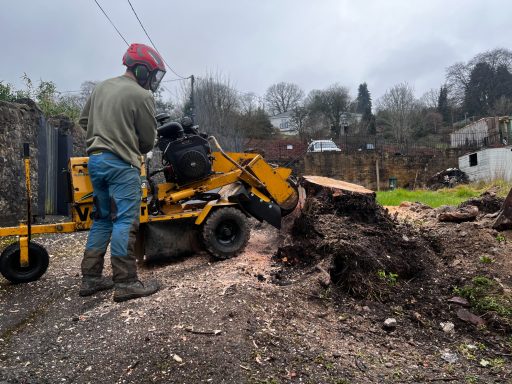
[286,144,293,150]
[469,153,478,167]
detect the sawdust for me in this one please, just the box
[1,198,511,383]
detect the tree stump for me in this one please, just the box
[493,187,512,231]
[300,176,375,198]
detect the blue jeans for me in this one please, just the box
[85,152,141,258]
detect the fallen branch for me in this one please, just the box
[185,326,222,335]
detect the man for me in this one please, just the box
[78,43,166,302]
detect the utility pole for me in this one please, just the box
[189,75,195,124]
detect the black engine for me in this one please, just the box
[155,114,212,184]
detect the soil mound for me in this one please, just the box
[275,183,436,298]
[460,190,505,214]
[427,168,469,190]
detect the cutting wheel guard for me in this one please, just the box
[228,187,282,229]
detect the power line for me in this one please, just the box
[162,78,190,83]
[59,90,82,94]
[126,0,189,80]
[93,0,129,46]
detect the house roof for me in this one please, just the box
[269,111,292,119]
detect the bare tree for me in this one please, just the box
[377,82,417,143]
[239,92,264,116]
[470,48,512,71]
[193,73,244,150]
[306,84,351,138]
[491,95,512,116]
[423,110,443,134]
[77,81,98,109]
[420,88,440,110]
[302,109,331,140]
[265,82,304,115]
[446,48,512,107]
[445,62,470,107]
[289,103,309,139]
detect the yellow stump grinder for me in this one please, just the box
[0,114,299,283]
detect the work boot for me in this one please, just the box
[79,276,115,297]
[113,279,160,302]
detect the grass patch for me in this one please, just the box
[376,180,512,207]
[376,186,480,207]
[454,276,512,320]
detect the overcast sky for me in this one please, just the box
[1,0,511,103]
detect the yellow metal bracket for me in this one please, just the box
[19,236,29,267]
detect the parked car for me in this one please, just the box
[307,139,341,152]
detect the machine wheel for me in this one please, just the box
[279,177,300,217]
[201,207,250,260]
[0,242,49,284]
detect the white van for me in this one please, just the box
[307,140,341,152]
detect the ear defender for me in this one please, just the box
[134,65,150,84]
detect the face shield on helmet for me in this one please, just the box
[150,69,166,92]
[123,43,167,92]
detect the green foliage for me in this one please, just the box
[457,343,477,360]
[154,88,175,115]
[463,59,512,117]
[0,81,16,101]
[240,108,276,139]
[454,276,512,318]
[479,255,494,264]
[1,74,82,121]
[464,62,496,117]
[495,233,506,243]
[356,83,371,115]
[437,86,450,122]
[377,270,398,286]
[356,83,375,134]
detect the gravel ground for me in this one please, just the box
[0,206,511,383]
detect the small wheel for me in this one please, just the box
[201,207,250,260]
[0,242,49,284]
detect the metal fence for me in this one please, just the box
[37,117,72,217]
[246,132,510,164]
[331,132,507,155]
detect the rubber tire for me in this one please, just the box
[0,242,49,284]
[201,207,250,260]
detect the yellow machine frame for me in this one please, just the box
[0,142,297,280]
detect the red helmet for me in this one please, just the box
[123,43,166,91]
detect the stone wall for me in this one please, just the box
[304,149,467,190]
[0,100,86,226]
[0,100,43,225]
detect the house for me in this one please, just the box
[269,111,295,135]
[459,146,512,182]
[340,112,363,126]
[270,110,365,136]
[450,116,511,148]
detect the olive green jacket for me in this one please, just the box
[79,75,156,169]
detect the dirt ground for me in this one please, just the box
[1,197,511,383]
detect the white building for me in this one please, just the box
[451,118,491,147]
[450,116,510,148]
[459,147,512,182]
[269,111,295,135]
